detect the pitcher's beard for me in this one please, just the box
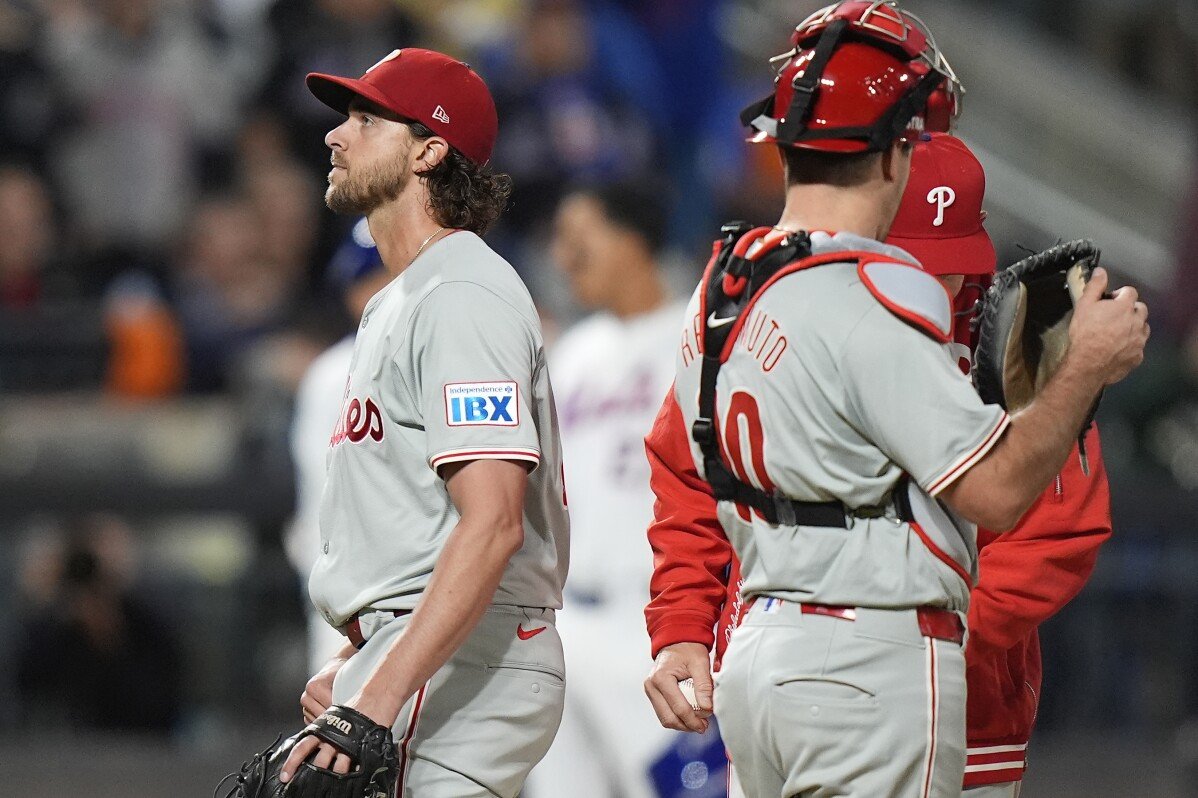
[326,157,410,215]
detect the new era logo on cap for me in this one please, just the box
[432,105,450,124]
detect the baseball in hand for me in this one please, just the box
[677,677,700,711]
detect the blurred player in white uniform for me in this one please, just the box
[526,183,720,798]
[287,218,391,674]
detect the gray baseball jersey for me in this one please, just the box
[672,231,1008,613]
[309,231,569,628]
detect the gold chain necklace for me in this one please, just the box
[409,228,446,268]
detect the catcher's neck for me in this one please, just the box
[776,182,900,243]
[776,142,909,242]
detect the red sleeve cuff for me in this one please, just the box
[647,612,717,659]
[428,446,541,472]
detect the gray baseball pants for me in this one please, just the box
[715,599,967,797]
[332,604,564,797]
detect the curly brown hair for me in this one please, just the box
[409,122,512,235]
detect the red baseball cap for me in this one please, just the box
[306,48,498,166]
[887,133,996,276]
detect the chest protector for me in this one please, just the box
[693,223,951,527]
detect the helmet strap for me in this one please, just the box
[776,19,848,144]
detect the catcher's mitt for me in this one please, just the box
[217,705,398,798]
[973,239,1101,472]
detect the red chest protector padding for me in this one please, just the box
[692,223,932,527]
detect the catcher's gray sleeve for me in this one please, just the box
[407,282,542,474]
[842,305,1009,495]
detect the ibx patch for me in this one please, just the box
[444,381,519,427]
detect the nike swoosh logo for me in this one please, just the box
[707,312,736,328]
[516,624,547,640]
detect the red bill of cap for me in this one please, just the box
[307,48,498,166]
[887,133,996,277]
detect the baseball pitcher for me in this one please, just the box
[228,48,570,798]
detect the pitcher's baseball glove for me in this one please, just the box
[217,705,398,798]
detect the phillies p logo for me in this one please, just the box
[927,186,956,227]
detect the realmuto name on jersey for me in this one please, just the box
[680,308,788,372]
[330,394,384,446]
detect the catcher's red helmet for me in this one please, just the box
[741,1,962,153]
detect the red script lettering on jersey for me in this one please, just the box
[680,310,706,368]
[681,309,788,372]
[736,310,788,372]
[330,395,385,446]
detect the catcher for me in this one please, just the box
[640,3,1148,793]
[642,128,1128,797]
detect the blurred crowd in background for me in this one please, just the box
[1,0,1197,793]
[0,0,757,401]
